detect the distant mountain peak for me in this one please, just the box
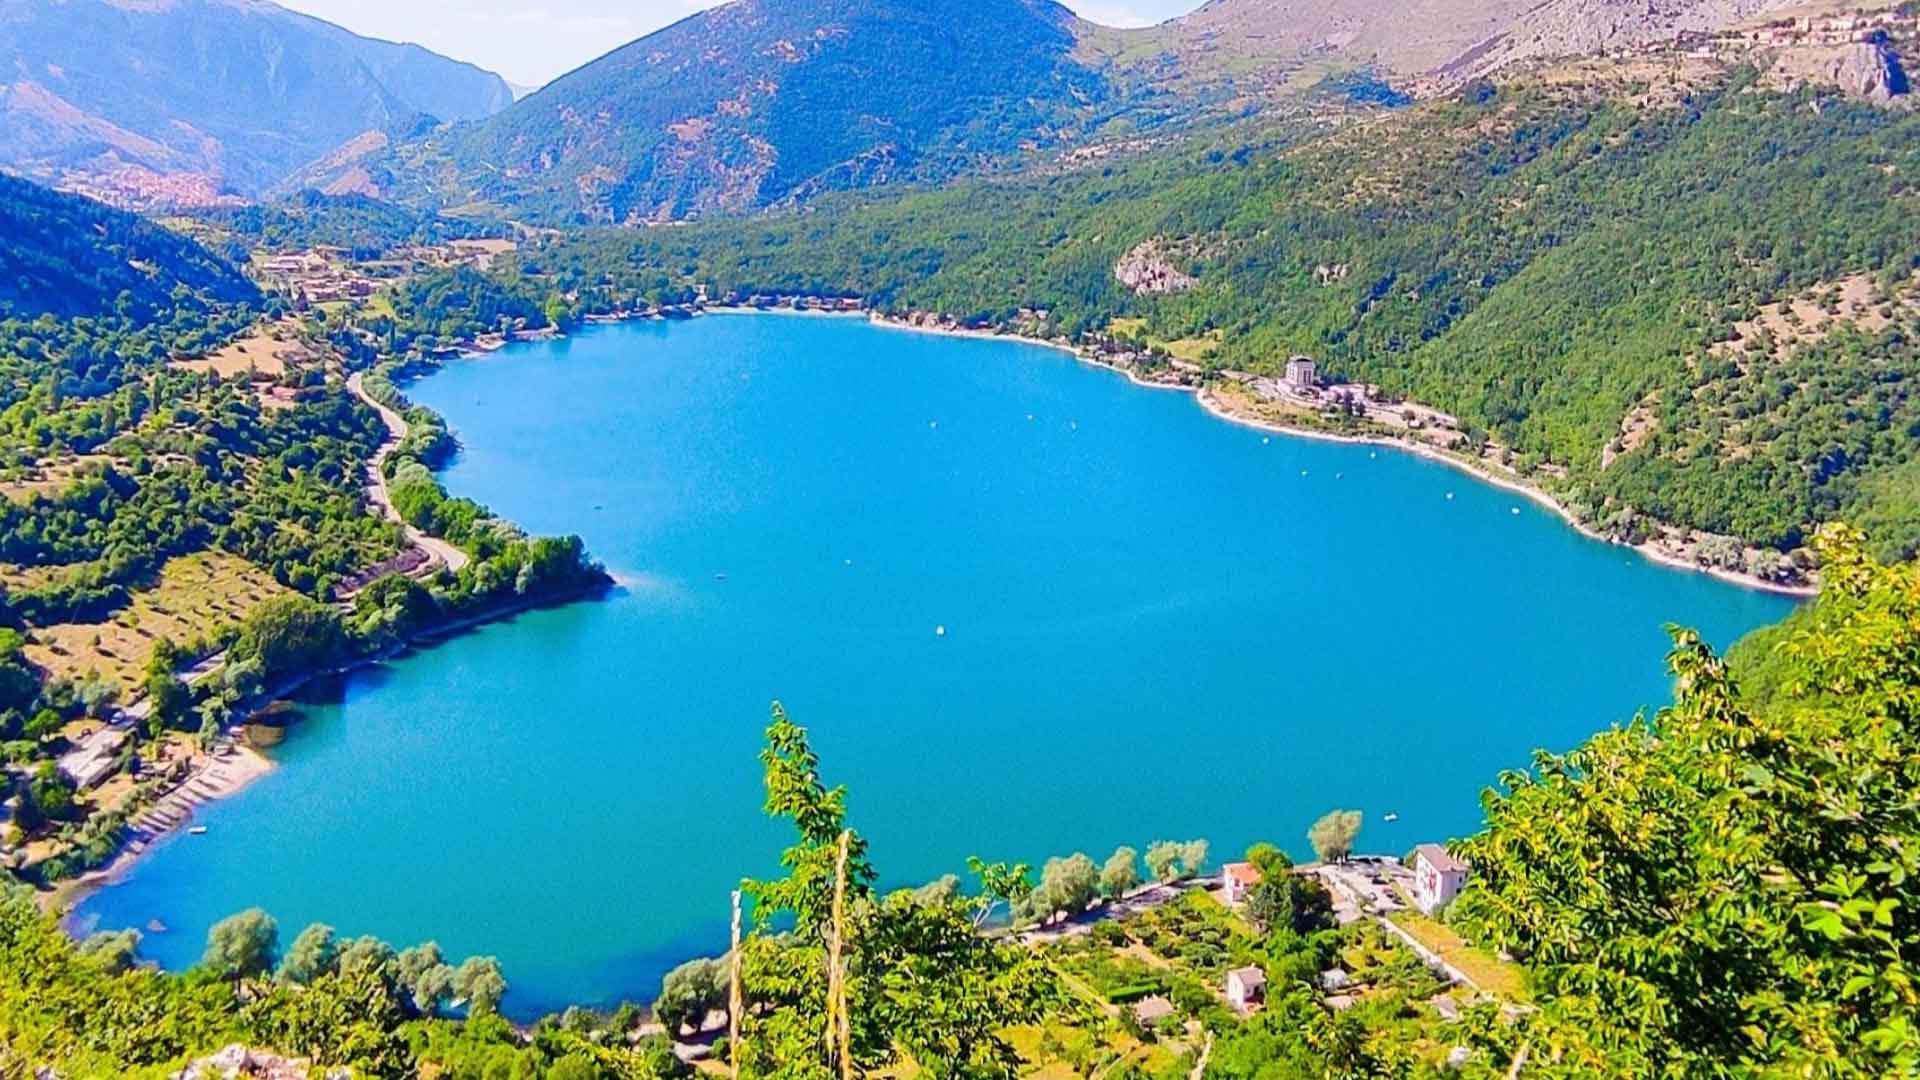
[0,0,515,206]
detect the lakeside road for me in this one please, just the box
[346,371,471,576]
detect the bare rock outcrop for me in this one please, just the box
[1769,41,1912,102]
[1115,238,1199,295]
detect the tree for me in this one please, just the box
[1144,841,1183,883]
[1246,842,1293,879]
[1245,878,1292,937]
[354,574,439,640]
[27,763,75,821]
[1181,839,1210,877]
[1248,875,1337,937]
[1100,846,1140,898]
[76,928,141,974]
[279,923,339,984]
[396,942,454,1016]
[544,292,575,333]
[1455,526,1920,1074]
[736,702,1048,1078]
[230,595,347,681]
[1308,811,1363,864]
[1030,853,1099,922]
[654,956,727,1037]
[452,955,507,1015]
[1145,839,1208,882]
[202,908,277,980]
[23,707,62,743]
[337,934,396,980]
[912,874,961,906]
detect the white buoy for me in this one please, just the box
[1446,493,1455,501]
[935,625,947,638]
[1262,437,1271,445]
[929,420,938,429]
[1026,413,1035,422]
[1512,507,1521,515]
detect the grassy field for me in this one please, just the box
[1106,319,1221,363]
[1389,910,1529,1001]
[171,320,301,378]
[0,454,117,504]
[23,551,289,694]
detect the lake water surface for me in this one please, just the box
[77,314,1794,1014]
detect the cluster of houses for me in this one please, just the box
[258,250,380,305]
[1186,845,1473,1017]
[1740,8,1911,48]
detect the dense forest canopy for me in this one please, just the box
[0,173,259,322]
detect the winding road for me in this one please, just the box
[346,371,471,575]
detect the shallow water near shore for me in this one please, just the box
[75,313,1794,1015]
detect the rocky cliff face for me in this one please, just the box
[1433,0,1795,84]
[1770,40,1913,101]
[1115,239,1199,295]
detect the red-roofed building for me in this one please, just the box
[1222,861,1263,907]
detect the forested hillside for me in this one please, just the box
[0,174,258,322]
[516,66,1920,562]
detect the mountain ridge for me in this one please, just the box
[295,0,1828,223]
[0,0,514,207]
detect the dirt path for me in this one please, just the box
[346,372,471,575]
[1190,1033,1213,1080]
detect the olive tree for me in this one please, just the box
[1100,846,1139,897]
[278,923,339,985]
[1308,811,1363,864]
[202,908,277,980]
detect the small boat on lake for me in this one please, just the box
[1383,813,1399,823]
[189,826,208,836]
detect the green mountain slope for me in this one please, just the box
[385,0,1115,223]
[0,0,513,202]
[0,172,257,321]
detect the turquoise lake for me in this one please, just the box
[76,313,1795,1015]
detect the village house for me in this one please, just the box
[1132,995,1175,1028]
[1412,843,1470,914]
[1225,965,1267,1014]
[1221,861,1262,907]
[1284,356,1318,392]
[56,727,128,791]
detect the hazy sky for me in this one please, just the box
[280,0,1205,87]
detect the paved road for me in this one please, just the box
[346,371,471,575]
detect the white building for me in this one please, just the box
[1285,356,1318,392]
[1225,966,1267,1014]
[1412,844,1470,914]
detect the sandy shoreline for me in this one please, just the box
[52,743,276,917]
